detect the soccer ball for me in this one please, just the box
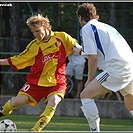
[0,119,17,131]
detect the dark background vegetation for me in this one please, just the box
[0,2,133,96]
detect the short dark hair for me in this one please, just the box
[76,3,99,22]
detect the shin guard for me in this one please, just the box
[31,106,55,131]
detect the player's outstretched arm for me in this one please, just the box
[73,43,82,55]
[0,59,10,65]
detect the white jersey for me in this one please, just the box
[81,19,133,91]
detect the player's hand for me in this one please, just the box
[0,59,9,65]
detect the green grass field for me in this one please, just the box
[0,115,133,132]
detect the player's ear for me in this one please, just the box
[78,15,82,21]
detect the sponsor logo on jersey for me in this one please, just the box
[42,52,60,63]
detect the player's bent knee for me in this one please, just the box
[47,94,62,108]
[80,92,82,99]
[80,91,86,99]
[80,90,92,99]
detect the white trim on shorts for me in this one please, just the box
[97,72,110,84]
[96,70,133,96]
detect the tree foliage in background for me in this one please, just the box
[0,2,133,95]
[1,2,133,48]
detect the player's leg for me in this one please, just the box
[80,78,110,132]
[0,82,34,117]
[31,94,62,131]
[124,94,133,114]
[120,80,133,116]
[76,79,83,99]
[75,63,85,99]
[115,91,122,101]
[65,64,74,97]
[0,94,29,116]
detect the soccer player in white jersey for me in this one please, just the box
[76,3,133,132]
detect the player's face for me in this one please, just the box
[78,15,83,26]
[31,25,46,40]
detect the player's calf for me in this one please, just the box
[0,100,18,116]
[81,98,100,132]
[30,106,55,131]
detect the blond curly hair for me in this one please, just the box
[26,14,52,30]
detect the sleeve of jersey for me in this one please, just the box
[7,43,36,71]
[62,32,77,56]
[81,26,97,57]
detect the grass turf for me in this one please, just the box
[0,115,133,131]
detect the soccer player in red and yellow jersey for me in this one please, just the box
[0,14,82,131]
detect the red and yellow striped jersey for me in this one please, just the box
[8,31,76,87]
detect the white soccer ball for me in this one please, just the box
[0,119,17,131]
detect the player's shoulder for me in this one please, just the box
[54,31,73,41]
[26,38,37,49]
[54,31,68,36]
[29,38,37,44]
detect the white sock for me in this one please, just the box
[81,98,100,132]
[129,110,133,116]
